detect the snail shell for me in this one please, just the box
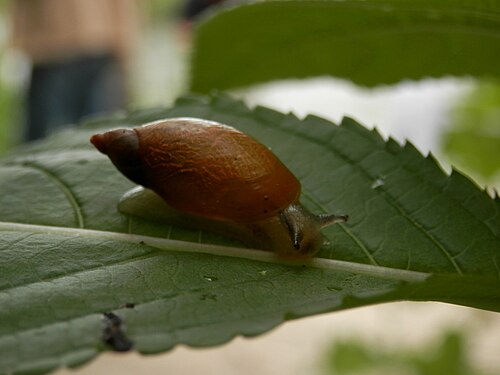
[91,118,348,257]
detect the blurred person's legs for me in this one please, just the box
[25,53,126,142]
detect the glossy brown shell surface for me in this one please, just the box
[134,118,300,223]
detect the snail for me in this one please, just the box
[90,118,348,257]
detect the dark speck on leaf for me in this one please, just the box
[102,312,133,352]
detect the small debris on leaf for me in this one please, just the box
[102,312,133,352]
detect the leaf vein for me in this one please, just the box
[17,162,85,228]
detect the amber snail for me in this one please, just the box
[90,118,348,257]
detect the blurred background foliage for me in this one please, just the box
[323,330,495,375]
[443,81,500,186]
[146,0,181,22]
[0,65,20,155]
[0,3,21,155]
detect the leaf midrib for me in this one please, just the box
[0,222,429,283]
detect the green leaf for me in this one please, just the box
[190,0,500,92]
[325,331,479,375]
[0,94,499,375]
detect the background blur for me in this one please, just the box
[1,1,499,374]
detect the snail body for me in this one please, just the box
[91,118,348,257]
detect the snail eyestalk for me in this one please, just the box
[278,203,348,257]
